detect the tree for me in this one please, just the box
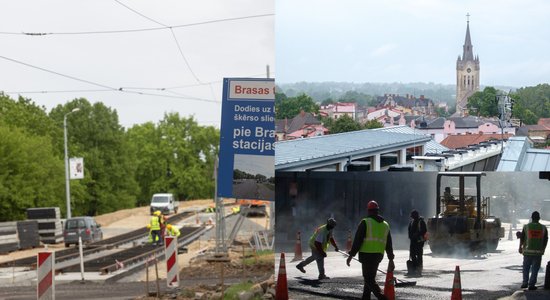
[49,99,139,216]
[321,98,335,106]
[128,113,219,204]
[363,119,384,129]
[0,125,64,221]
[330,114,362,133]
[338,91,375,107]
[466,87,499,117]
[512,84,550,124]
[276,93,319,119]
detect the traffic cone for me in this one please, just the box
[346,230,352,252]
[291,231,303,262]
[508,225,513,241]
[383,264,396,300]
[451,265,462,300]
[275,253,289,300]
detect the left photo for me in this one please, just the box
[0,1,275,299]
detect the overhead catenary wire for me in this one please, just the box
[114,0,204,84]
[0,14,273,36]
[0,54,220,104]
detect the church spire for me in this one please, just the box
[462,13,474,61]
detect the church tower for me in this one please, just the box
[456,15,480,116]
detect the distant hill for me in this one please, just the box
[277,82,516,105]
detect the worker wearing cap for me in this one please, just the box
[408,209,427,276]
[519,211,548,290]
[296,218,339,280]
[166,224,181,237]
[347,200,395,300]
[150,211,162,245]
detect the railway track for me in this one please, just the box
[0,210,195,269]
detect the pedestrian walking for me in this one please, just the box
[296,218,340,280]
[407,209,427,276]
[519,211,548,290]
[347,200,395,300]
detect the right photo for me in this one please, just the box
[274,0,550,299]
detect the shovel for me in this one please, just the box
[337,250,417,287]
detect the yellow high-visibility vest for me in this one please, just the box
[359,218,389,254]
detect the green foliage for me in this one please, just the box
[275,93,319,119]
[466,87,499,117]
[364,119,384,129]
[223,281,261,300]
[512,84,550,125]
[329,114,362,133]
[337,90,376,106]
[0,125,64,221]
[128,113,219,205]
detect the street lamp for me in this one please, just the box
[64,108,80,219]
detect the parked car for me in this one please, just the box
[63,216,103,247]
[150,193,179,215]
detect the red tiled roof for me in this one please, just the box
[440,133,513,149]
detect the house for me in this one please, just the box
[319,102,357,120]
[376,94,435,115]
[516,118,550,147]
[275,111,328,141]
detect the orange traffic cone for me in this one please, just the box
[275,253,289,300]
[383,263,396,300]
[291,231,303,262]
[451,265,462,300]
[346,230,352,252]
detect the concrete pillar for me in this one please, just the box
[371,154,381,171]
[398,149,407,165]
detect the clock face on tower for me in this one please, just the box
[467,68,472,73]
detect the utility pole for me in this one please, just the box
[64,108,80,219]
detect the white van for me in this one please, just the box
[150,193,179,215]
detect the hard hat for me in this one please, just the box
[367,200,379,210]
[146,224,151,229]
[327,218,336,227]
[166,224,172,230]
[154,210,161,216]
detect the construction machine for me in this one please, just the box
[237,199,268,217]
[427,172,505,255]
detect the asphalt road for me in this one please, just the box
[278,227,550,300]
[233,179,274,200]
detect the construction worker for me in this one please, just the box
[159,215,168,244]
[296,218,339,280]
[166,224,181,237]
[408,209,427,276]
[519,211,548,290]
[347,200,395,300]
[150,211,162,245]
[146,224,152,243]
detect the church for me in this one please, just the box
[456,15,480,116]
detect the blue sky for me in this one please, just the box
[276,0,550,88]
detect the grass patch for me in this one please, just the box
[242,250,274,266]
[223,281,262,300]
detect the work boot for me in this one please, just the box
[296,265,306,273]
[318,274,330,280]
[521,283,528,289]
[528,286,537,290]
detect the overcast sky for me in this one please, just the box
[276,0,550,88]
[0,1,274,128]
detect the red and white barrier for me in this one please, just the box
[37,251,55,300]
[165,236,179,288]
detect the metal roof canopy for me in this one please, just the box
[275,129,431,171]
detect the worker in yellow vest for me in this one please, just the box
[166,224,181,237]
[519,211,548,290]
[150,210,162,246]
[146,224,152,243]
[295,218,339,280]
[346,200,395,300]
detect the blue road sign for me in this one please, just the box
[217,78,275,200]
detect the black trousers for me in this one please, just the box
[409,241,424,271]
[359,253,384,300]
